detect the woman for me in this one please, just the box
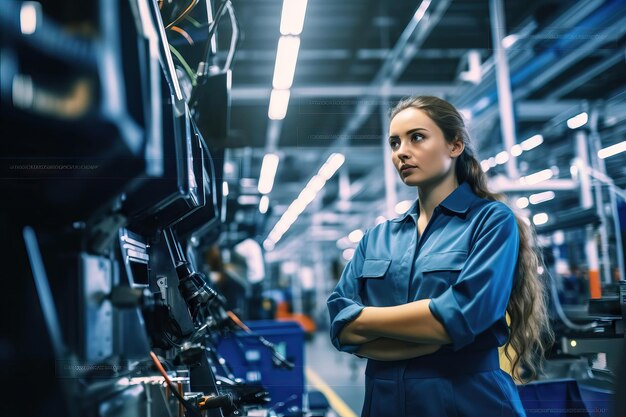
[327,96,553,417]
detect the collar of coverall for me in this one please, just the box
[391,180,478,224]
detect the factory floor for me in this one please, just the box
[305,331,366,417]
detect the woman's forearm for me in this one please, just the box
[338,311,379,345]
[345,299,451,345]
[356,338,441,361]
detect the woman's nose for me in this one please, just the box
[396,142,410,160]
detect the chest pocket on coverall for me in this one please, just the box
[357,258,392,305]
[415,250,467,300]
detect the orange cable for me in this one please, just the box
[171,26,194,45]
[165,0,199,30]
[226,310,251,333]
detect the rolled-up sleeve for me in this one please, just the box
[429,206,520,351]
[326,231,369,353]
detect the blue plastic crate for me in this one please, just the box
[216,320,305,415]
[517,378,613,417]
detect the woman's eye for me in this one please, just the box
[389,140,399,149]
[411,133,424,141]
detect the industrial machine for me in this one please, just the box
[0,1,320,416]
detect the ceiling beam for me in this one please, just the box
[232,84,456,103]
[220,48,487,62]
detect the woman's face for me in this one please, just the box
[388,107,463,187]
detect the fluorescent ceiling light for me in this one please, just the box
[598,140,626,159]
[532,213,549,225]
[263,240,275,251]
[268,89,290,120]
[272,36,300,89]
[306,175,326,193]
[280,0,308,35]
[20,2,39,35]
[521,168,553,185]
[259,195,269,214]
[516,197,529,209]
[395,200,412,214]
[495,151,509,165]
[348,229,364,243]
[318,153,345,180]
[521,134,543,151]
[342,248,355,261]
[510,144,523,157]
[336,237,352,250]
[237,195,260,205]
[567,112,588,129]
[297,188,317,205]
[529,191,555,205]
[258,153,280,194]
[290,199,307,215]
[222,181,229,197]
[413,0,431,21]
[502,33,519,49]
[480,160,490,172]
[282,209,298,227]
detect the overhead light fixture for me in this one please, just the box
[265,153,345,247]
[238,195,261,205]
[532,213,549,225]
[510,144,523,157]
[598,140,626,159]
[290,198,307,215]
[258,153,280,194]
[475,97,490,112]
[502,33,519,49]
[306,175,326,193]
[521,134,543,151]
[342,248,355,261]
[395,200,412,214]
[567,112,588,130]
[319,153,345,180]
[263,240,275,251]
[268,89,290,120]
[495,151,509,165]
[529,191,555,205]
[459,108,473,122]
[20,2,39,35]
[222,181,229,197]
[280,0,308,35]
[480,160,491,172]
[272,36,301,89]
[348,229,364,243]
[413,0,431,21]
[259,195,269,214]
[520,168,553,185]
[516,197,529,209]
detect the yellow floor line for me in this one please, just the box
[305,366,358,417]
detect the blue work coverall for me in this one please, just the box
[327,181,527,416]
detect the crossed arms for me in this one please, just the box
[338,299,452,361]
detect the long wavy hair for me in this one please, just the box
[390,95,554,382]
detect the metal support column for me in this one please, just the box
[576,130,602,298]
[382,100,397,218]
[489,0,519,178]
[589,107,624,284]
